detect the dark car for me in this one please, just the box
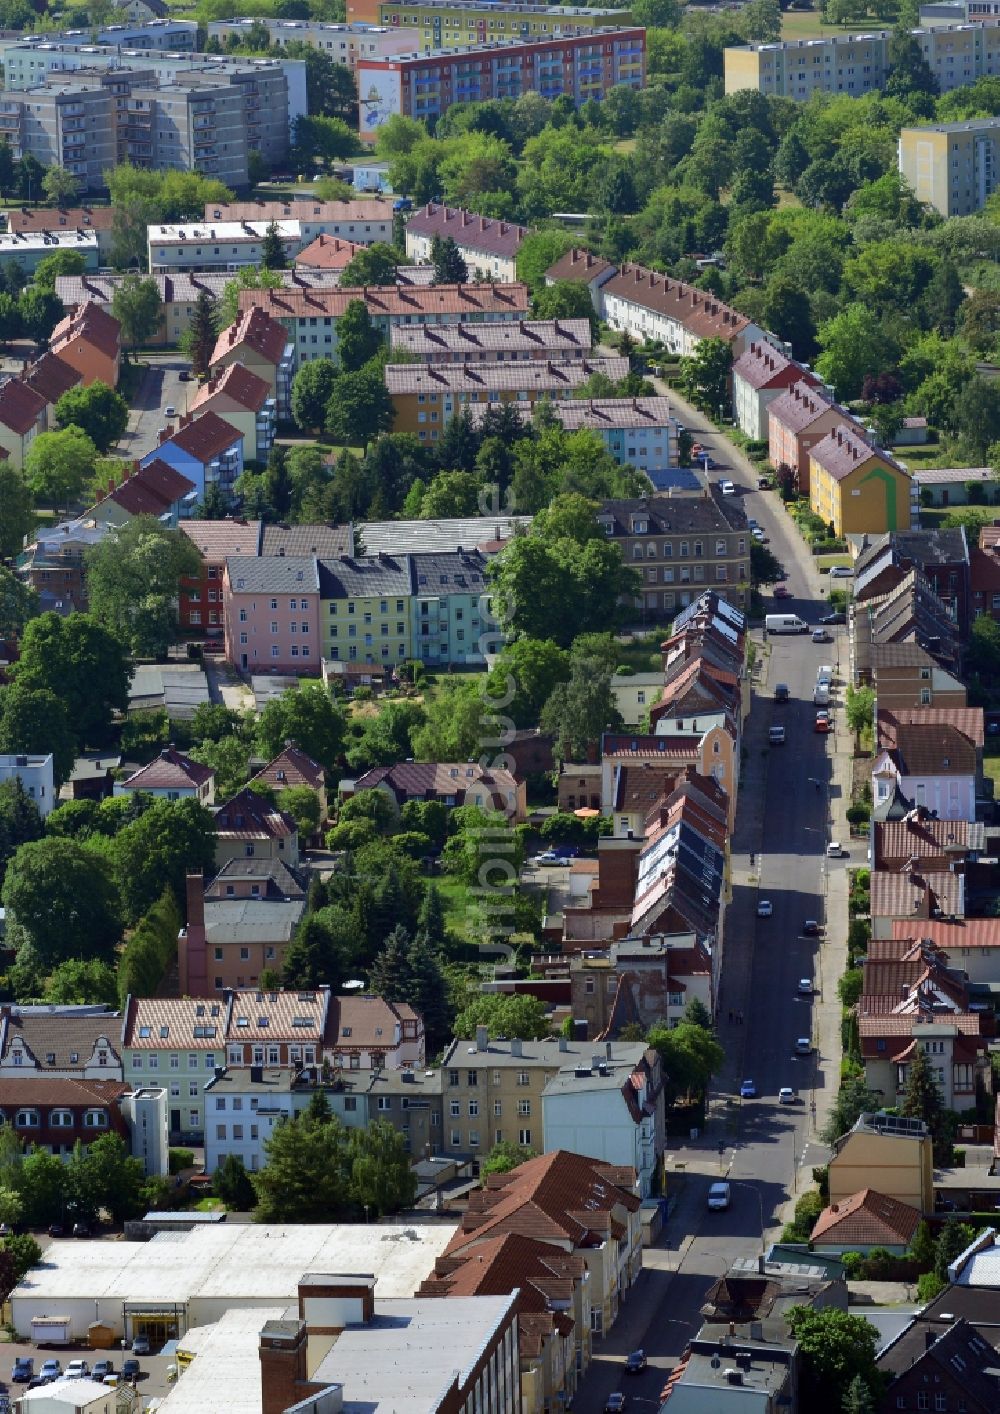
[11,1360,32,1384]
[802,919,821,936]
[819,611,846,625]
[757,476,769,489]
[72,1221,90,1238]
[92,1361,114,1382]
[605,1396,626,1414]
[130,1336,150,1357]
[122,1359,141,1383]
[178,369,192,381]
[625,1351,647,1375]
[47,1223,63,1238]
[773,683,790,703]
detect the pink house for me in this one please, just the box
[223,555,321,675]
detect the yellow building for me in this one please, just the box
[319,555,413,667]
[898,117,1000,217]
[809,422,912,536]
[828,1110,934,1214]
[367,0,633,45]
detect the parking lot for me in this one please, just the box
[0,1340,179,1403]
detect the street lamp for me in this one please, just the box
[727,1179,767,1256]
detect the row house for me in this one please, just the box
[0,376,45,468]
[235,281,530,367]
[223,555,321,675]
[148,219,303,274]
[190,362,276,463]
[601,730,737,833]
[142,409,244,502]
[544,247,617,313]
[48,299,121,389]
[853,527,971,636]
[469,395,679,474]
[114,745,215,804]
[90,458,196,529]
[0,1009,121,1080]
[859,1014,990,1112]
[203,197,395,245]
[180,860,307,994]
[600,262,764,359]
[390,316,592,365]
[869,865,965,939]
[178,518,263,638]
[404,204,528,283]
[7,203,116,261]
[0,1078,130,1156]
[852,570,963,690]
[20,350,82,430]
[294,232,367,270]
[862,642,966,714]
[809,423,913,536]
[872,706,983,823]
[210,307,295,419]
[767,378,846,493]
[568,933,714,1039]
[605,761,728,841]
[872,811,984,873]
[629,789,727,940]
[731,340,817,441]
[347,759,526,821]
[886,917,1000,986]
[385,355,629,440]
[213,786,300,870]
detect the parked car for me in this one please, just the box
[768,725,786,746]
[130,1337,150,1358]
[707,1182,731,1211]
[47,1223,63,1238]
[625,1351,647,1375]
[178,370,191,382]
[798,978,813,995]
[39,1362,61,1381]
[11,1360,32,1384]
[65,1361,90,1380]
[752,527,766,542]
[814,715,830,734]
[757,475,770,489]
[773,683,789,702]
[778,1087,797,1104]
[819,611,846,625]
[826,841,847,858]
[122,1359,141,1383]
[794,1038,812,1055]
[802,919,820,936]
[811,628,830,643]
[72,1221,90,1238]
[772,585,791,599]
[740,1079,757,1098]
[829,565,854,578]
[91,1361,114,1382]
[756,900,773,918]
[720,480,736,495]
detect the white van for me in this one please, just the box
[707,1182,731,1211]
[765,614,808,634]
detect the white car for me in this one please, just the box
[65,1362,90,1381]
[756,900,773,918]
[720,480,736,495]
[798,978,813,995]
[829,565,854,578]
[752,527,765,541]
[811,628,829,643]
[778,1087,796,1104]
[826,841,846,858]
[817,665,834,682]
[707,1181,731,1210]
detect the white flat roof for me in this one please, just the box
[149,221,300,244]
[0,230,98,253]
[12,1223,457,1307]
[159,1307,288,1414]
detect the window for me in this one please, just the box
[519,1128,531,1145]
[49,1109,73,1128]
[450,1100,460,1117]
[517,1071,529,1086]
[448,1069,459,1087]
[469,1100,479,1117]
[518,1099,531,1116]
[15,1108,38,1129]
[493,1100,502,1116]
[467,1069,478,1086]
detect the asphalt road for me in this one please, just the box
[119,358,192,460]
[573,389,851,1414]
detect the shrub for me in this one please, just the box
[917,1271,947,1303]
[169,1148,195,1175]
[846,804,870,826]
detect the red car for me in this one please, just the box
[773,585,791,599]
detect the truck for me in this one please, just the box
[765,614,808,634]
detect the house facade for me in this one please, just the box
[0,753,55,817]
[731,342,815,441]
[809,424,913,535]
[404,204,528,282]
[223,555,321,675]
[189,363,276,463]
[600,263,763,358]
[210,307,295,419]
[48,300,120,388]
[541,1048,664,1197]
[178,518,263,638]
[0,1078,129,1157]
[142,410,244,502]
[113,746,215,805]
[767,381,854,492]
[0,377,46,468]
[213,787,299,870]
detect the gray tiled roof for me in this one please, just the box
[226,556,320,593]
[410,550,487,594]
[261,523,354,558]
[318,554,411,599]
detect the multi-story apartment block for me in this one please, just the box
[237,281,530,365]
[731,342,817,441]
[208,17,419,69]
[189,363,276,463]
[469,396,678,473]
[725,19,1000,100]
[70,19,199,50]
[20,350,82,430]
[404,204,529,282]
[148,219,302,273]
[600,263,765,359]
[142,410,244,501]
[385,357,629,441]
[899,116,1000,216]
[224,555,321,674]
[204,198,394,245]
[767,379,847,494]
[390,317,592,364]
[356,29,645,140]
[210,307,295,418]
[596,489,751,618]
[7,206,116,263]
[410,549,489,664]
[0,226,99,275]
[809,423,912,535]
[365,0,635,44]
[0,79,118,193]
[319,554,414,666]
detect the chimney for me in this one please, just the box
[476,1024,488,1052]
[510,1037,523,1058]
[259,1319,314,1414]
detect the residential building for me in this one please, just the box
[357,29,645,140]
[324,992,426,1072]
[767,380,850,493]
[0,1077,129,1157]
[293,233,365,270]
[544,246,617,313]
[557,764,602,812]
[261,524,354,558]
[872,813,982,872]
[852,528,971,634]
[0,1009,122,1081]
[385,357,628,440]
[731,341,815,440]
[207,18,420,70]
[442,1148,642,1337]
[861,642,967,713]
[236,281,531,367]
[203,197,394,245]
[608,670,666,724]
[361,512,530,557]
[223,554,320,674]
[568,934,713,1038]
[900,116,1000,215]
[878,1316,1000,1414]
[872,707,981,821]
[250,743,327,822]
[596,489,751,619]
[202,1067,326,1172]
[404,204,529,282]
[0,377,47,468]
[601,730,738,833]
[861,1014,990,1113]
[89,459,197,529]
[724,20,1000,100]
[318,553,412,667]
[438,1030,651,1171]
[213,786,299,870]
[147,219,303,274]
[178,518,262,638]
[469,396,679,473]
[210,306,294,418]
[114,746,215,805]
[869,866,965,938]
[21,351,83,430]
[0,753,55,818]
[0,227,100,275]
[349,760,526,820]
[971,520,1000,622]
[49,301,121,389]
[7,205,116,261]
[540,1047,664,1197]
[604,759,729,840]
[809,423,912,535]
[828,1110,935,1212]
[121,1085,170,1177]
[142,410,244,501]
[410,548,490,665]
[810,1188,921,1256]
[18,520,104,613]
[189,363,276,462]
[889,916,1000,985]
[179,861,306,993]
[913,464,995,506]
[366,0,636,42]
[600,263,764,358]
[629,788,726,939]
[852,572,962,691]
[390,316,592,365]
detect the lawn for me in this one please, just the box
[780,8,870,39]
[816,553,853,571]
[983,745,1000,798]
[892,442,970,472]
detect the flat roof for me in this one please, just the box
[162,1306,288,1414]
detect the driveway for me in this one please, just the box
[119,358,194,460]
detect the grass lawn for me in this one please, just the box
[780,8,868,39]
[892,442,969,472]
[816,553,853,571]
[982,746,1000,797]
[918,504,998,532]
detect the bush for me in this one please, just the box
[745,439,768,457]
[169,1148,195,1175]
[840,1250,864,1278]
[846,804,870,826]
[917,1271,947,1303]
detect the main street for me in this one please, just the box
[574,389,854,1414]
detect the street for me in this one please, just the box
[573,389,854,1414]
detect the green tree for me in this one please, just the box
[410,680,490,762]
[686,997,713,1031]
[213,1153,256,1210]
[786,1307,880,1414]
[349,1122,416,1216]
[336,300,382,372]
[23,427,98,507]
[18,1148,66,1228]
[934,1215,975,1281]
[0,466,33,559]
[431,234,469,285]
[886,27,940,102]
[260,220,287,271]
[277,785,322,839]
[189,735,253,801]
[54,383,128,455]
[487,638,571,729]
[42,165,81,208]
[481,1140,535,1176]
[186,290,218,377]
[959,289,1000,355]
[291,358,338,432]
[817,303,898,401]
[251,1108,353,1221]
[967,611,1000,680]
[2,1232,40,1287]
[954,377,1000,459]
[325,363,393,448]
[419,469,482,519]
[65,1132,145,1225]
[43,958,118,1006]
[256,684,344,773]
[217,267,283,331]
[647,1021,724,1102]
[820,1075,882,1146]
[907,1220,936,1270]
[454,993,550,1041]
[901,1044,949,1163]
[0,566,36,641]
[34,250,87,290]
[0,684,76,788]
[85,517,201,659]
[111,274,163,354]
[112,798,217,925]
[679,336,732,411]
[117,889,181,1006]
[515,230,574,292]
[845,684,875,739]
[0,779,42,888]
[2,837,121,967]
[540,663,623,761]
[488,529,639,649]
[281,906,351,990]
[338,243,399,287]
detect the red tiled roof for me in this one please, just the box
[214,787,296,840]
[109,459,195,516]
[810,422,906,481]
[767,379,843,435]
[251,743,325,793]
[21,351,81,405]
[0,377,46,434]
[121,746,214,792]
[810,1189,921,1247]
[732,341,811,392]
[191,362,271,414]
[236,283,530,321]
[0,1076,128,1106]
[294,234,365,269]
[602,264,749,342]
[179,518,262,563]
[50,300,121,361]
[211,306,289,370]
[892,917,1000,950]
[544,247,615,284]
[873,818,974,870]
[8,205,114,235]
[325,994,420,1049]
[167,410,241,464]
[878,707,985,752]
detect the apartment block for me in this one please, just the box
[319,554,413,666]
[126,77,250,189]
[725,19,1000,100]
[356,29,645,141]
[899,117,1000,216]
[809,423,912,536]
[731,341,815,441]
[0,79,117,193]
[767,379,846,494]
[470,396,679,472]
[385,356,629,440]
[404,203,529,282]
[206,199,395,245]
[366,0,635,44]
[390,317,592,364]
[224,555,321,675]
[208,17,420,69]
[148,219,301,273]
[600,263,765,359]
[0,227,98,275]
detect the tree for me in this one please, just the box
[816,303,898,401]
[454,993,550,1041]
[488,531,639,648]
[959,289,1000,355]
[42,165,81,208]
[260,220,287,271]
[0,566,36,641]
[419,470,482,519]
[2,837,121,967]
[336,299,382,372]
[257,685,344,773]
[845,684,875,739]
[18,1148,66,1229]
[934,1215,975,1281]
[213,1153,256,1210]
[0,467,32,559]
[954,377,1000,459]
[291,358,338,432]
[679,337,732,412]
[0,779,42,888]
[338,243,399,287]
[820,1075,883,1146]
[886,28,940,102]
[111,274,163,354]
[186,290,218,377]
[85,517,201,659]
[967,612,1000,680]
[922,258,965,336]
[325,364,393,448]
[277,786,322,839]
[54,383,128,456]
[515,230,574,292]
[217,267,283,330]
[281,906,351,990]
[431,235,468,285]
[540,665,623,761]
[787,1307,881,1414]
[252,1109,353,1222]
[23,427,98,507]
[17,286,62,345]
[64,1132,145,1225]
[481,1140,535,1177]
[0,685,76,788]
[43,958,118,1006]
[686,997,713,1032]
[349,1122,416,1216]
[2,1233,40,1287]
[34,250,87,290]
[647,1021,725,1102]
[901,1044,949,1163]
[487,638,571,729]
[112,798,217,925]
